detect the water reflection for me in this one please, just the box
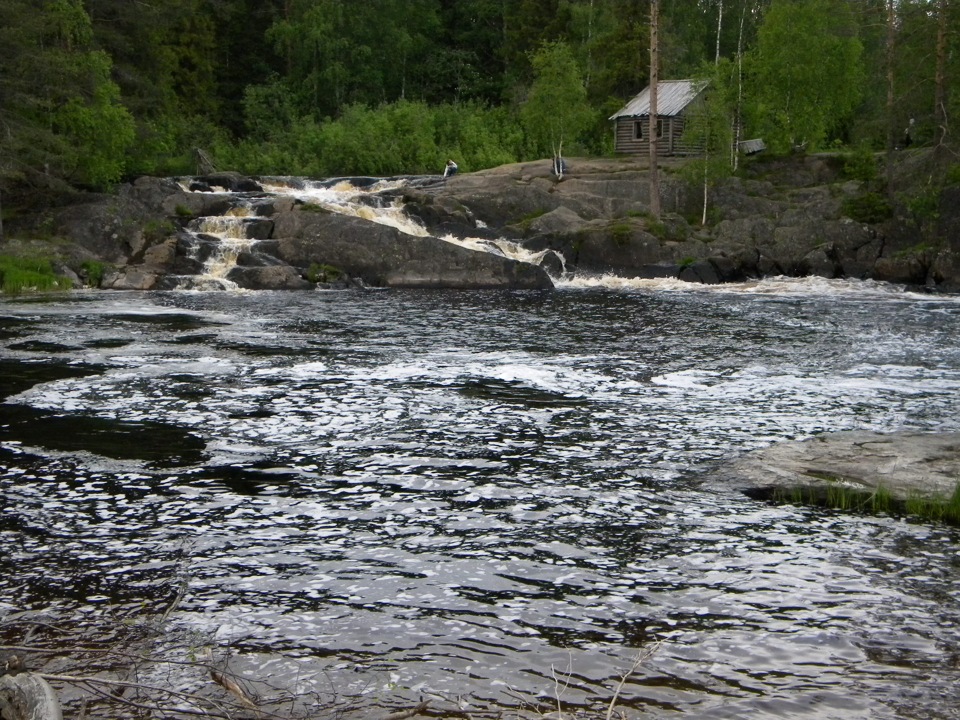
[1,283,960,718]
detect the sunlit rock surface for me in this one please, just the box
[719,430,960,501]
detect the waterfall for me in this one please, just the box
[261,176,567,278]
[180,175,568,289]
[176,207,258,291]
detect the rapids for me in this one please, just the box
[2,278,960,717]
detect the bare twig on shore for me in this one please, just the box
[604,641,663,720]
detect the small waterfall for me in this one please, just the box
[261,176,567,279]
[176,208,258,291]
[261,178,431,237]
[440,234,567,277]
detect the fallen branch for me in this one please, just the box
[211,668,258,711]
[380,700,430,720]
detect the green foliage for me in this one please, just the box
[520,41,592,157]
[893,242,936,260]
[902,186,941,224]
[0,0,134,190]
[0,0,956,194]
[680,62,738,225]
[746,0,864,153]
[80,260,107,288]
[224,100,523,177]
[773,479,960,526]
[144,219,176,244]
[842,145,879,182]
[946,164,960,188]
[842,192,893,224]
[905,483,960,525]
[610,222,632,247]
[53,52,136,187]
[307,263,342,283]
[0,256,70,295]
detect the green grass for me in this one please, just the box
[300,203,331,213]
[771,478,960,526]
[515,208,548,233]
[0,255,71,295]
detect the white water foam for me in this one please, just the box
[556,273,960,300]
[262,179,431,237]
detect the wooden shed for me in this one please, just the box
[609,79,708,156]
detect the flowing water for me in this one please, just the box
[2,279,960,719]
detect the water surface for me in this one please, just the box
[2,280,959,718]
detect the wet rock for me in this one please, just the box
[101,267,162,290]
[226,265,314,290]
[716,430,960,502]
[0,672,63,720]
[194,172,263,193]
[272,209,552,289]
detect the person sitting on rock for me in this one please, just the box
[443,159,458,179]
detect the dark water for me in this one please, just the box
[2,280,960,719]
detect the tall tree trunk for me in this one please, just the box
[715,0,724,64]
[649,0,661,220]
[934,0,948,151]
[733,0,746,171]
[885,0,895,196]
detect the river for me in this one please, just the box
[2,280,960,719]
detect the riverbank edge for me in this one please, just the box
[1,149,959,293]
[714,429,960,524]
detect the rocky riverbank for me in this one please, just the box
[712,430,960,523]
[2,150,958,291]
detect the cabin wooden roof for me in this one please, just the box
[609,80,707,120]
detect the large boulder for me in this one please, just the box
[271,209,552,289]
[715,430,960,504]
[226,265,314,290]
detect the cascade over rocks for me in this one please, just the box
[7,149,959,292]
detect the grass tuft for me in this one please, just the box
[0,255,71,295]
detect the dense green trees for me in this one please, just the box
[0,0,956,203]
[747,0,864,152]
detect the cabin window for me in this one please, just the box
[634,119,665,141]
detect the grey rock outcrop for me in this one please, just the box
[10,150,960,292]
[270,210,552,289]
[715,430,960,503]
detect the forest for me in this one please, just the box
[0,0,956,202]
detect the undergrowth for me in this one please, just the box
[0,255,71,294]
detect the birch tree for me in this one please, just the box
[747,0,864,152]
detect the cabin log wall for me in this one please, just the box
[613,116,704,155]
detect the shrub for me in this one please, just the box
[842,144,879,182]
[610,223,632,247]
[80,260,108,288]
[307,263,342,283]
[842,192,893,224]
